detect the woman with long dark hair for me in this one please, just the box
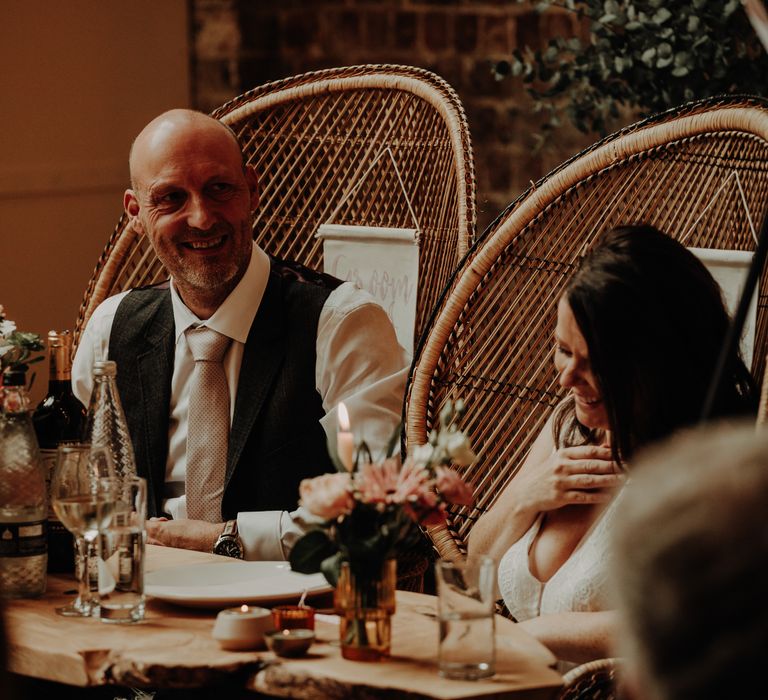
[469,225,756,666]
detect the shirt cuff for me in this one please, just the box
[237,507,327,561]
[237,511,286,561]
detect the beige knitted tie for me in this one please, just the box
[185,326,232,522]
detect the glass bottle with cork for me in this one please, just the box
[33,330,86,573]
[0,368,48,598]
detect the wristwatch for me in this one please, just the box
[213,519,244,559]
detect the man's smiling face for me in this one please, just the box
[124,111,258,317]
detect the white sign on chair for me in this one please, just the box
[316,223,419,354]
[689,247,757,367]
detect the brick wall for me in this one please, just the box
[191,0,595,233]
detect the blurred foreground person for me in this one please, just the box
[613,423,768,700]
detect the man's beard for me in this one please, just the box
[172,221,252,291]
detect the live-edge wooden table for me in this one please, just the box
[5,545,562,699]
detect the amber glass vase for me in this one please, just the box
[334,559,396,661]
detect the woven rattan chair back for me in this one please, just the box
[73,65,476,350]
[558,658,621,700]
[406,96,768,560]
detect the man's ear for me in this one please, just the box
[245,166,260,213]
[123,189,145,235]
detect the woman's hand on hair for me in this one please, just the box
[468,420,623,563]
[515,444,623,514]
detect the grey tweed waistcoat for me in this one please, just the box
[108,259,340,519]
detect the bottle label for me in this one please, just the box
[40,448,58,517]
[0,520,48,558]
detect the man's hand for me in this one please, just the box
[146,517,223,553]
[513,445,624,515]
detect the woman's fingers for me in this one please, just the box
[566,472,625,490]
[561,445,614,461]
[563,489,615,504]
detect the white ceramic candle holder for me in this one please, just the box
[213,605,273,650]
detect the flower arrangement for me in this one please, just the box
[289,399,476,585]
[0,305,44,376]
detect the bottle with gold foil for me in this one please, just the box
[32,331,85,573]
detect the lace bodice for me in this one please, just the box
[497,493,622,623]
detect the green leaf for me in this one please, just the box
[723,0,739,17]
[289,529,337,574]
[641,47,657,66]
[384,421,402,459]
[320,552,343,587]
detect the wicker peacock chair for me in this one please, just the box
[73,65,478,593]
[73,64,476,354]
[405,94,768,562]
[558,658,622,700]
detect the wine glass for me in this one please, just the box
[50,444,116,617]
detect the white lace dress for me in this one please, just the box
[497,492,623,629]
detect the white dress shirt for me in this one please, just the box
[72,244,410,560]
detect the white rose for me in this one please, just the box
[0,320,16,337]
[438,430,476,466]
[411,443,434,467]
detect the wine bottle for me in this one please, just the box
[0,369,47,598]
[33,330,85,573]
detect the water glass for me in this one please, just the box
[50,444,116,617]
[435,555,496,680]
[98,476,147,623]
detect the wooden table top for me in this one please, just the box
[5,545,562,699]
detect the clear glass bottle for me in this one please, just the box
[81,361,138,584]
[33,330,85,573]
[0,369,48,598]
[81,360,137,480]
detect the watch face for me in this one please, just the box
[215,536,243,559]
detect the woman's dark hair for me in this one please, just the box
[554,225,756,464]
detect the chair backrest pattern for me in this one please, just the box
[74,65,476,350]
[406,96,768,560]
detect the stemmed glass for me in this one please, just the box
[50,444,116,617]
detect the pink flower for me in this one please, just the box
[407,500,447,527]
[299,472,353,520]
[393,458,430,504]
[355,458,401,504]
[435,466,473,507]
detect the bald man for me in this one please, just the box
[72,110,408,560]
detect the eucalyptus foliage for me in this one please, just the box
[495,0,768,134]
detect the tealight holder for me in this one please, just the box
[271,604,315,630]
[264,628,315,657]
[213,605,273,650]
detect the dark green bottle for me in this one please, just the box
[32,331,85,573]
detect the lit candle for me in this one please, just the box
[264,628,315,657]
[212,604,273,650]
[272,604,315,630]
[337,402,354,472]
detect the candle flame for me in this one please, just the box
[241,604,249,613]
[338,402,350,431]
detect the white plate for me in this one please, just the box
[145,561,332,608]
